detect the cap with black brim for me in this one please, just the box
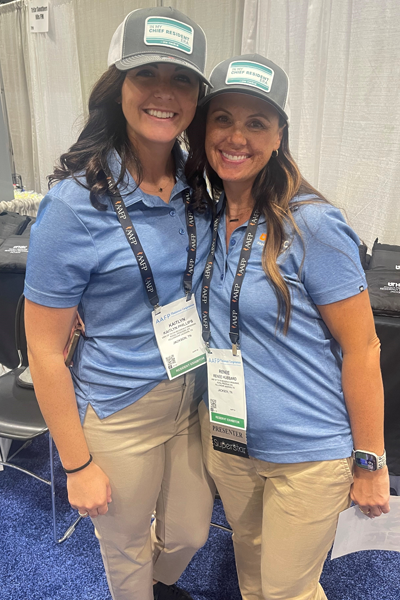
[115,54,212,87]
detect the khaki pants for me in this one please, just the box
[199,401,353,600]
[82,369,215,600]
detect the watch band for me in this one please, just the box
[352,449,386,471]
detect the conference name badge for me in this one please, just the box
[152,296,206,380]
[207,348,249,458]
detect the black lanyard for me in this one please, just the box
[183,193,197,297]
[107,176,197,309]
[201,198,261,355]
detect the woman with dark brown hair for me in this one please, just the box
[185,54,390,600]
[23,8,215,600]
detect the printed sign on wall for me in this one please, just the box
[29,0,49,33]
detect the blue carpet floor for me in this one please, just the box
[0,434,399,600]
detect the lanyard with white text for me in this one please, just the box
[228,207,261,354]
[201,198,226,347]
[107,176,197,306]
[201,201,261,354]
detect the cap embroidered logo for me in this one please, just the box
[226,61,275,93]
[144,17,194,54]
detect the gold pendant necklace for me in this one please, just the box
[140,180,172,194]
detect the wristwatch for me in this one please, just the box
[352,449,386,471]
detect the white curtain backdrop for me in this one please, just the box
[242,0,400,249]
[1,0,399,247]
[0,0,159,193]
[0,1,37,193]
[25,0,85,194]
[0,0,243,196]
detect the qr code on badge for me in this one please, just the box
[166,355,177,370]
[210,399,217,412]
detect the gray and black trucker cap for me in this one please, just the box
[107,7,211,87]
[200,54,289,122]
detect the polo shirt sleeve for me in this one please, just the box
[297,203,367,305]
[24,193,98,308]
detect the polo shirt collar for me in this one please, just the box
[107,141,189,208]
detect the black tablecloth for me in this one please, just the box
[0,213,33,368]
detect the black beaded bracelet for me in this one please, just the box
[63,454,93,474]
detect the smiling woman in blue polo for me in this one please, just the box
[185,53,390,600]
[23,7,215,600]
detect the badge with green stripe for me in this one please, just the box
[144,17,194,54]
[225,60,274,93]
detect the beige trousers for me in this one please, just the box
[82,369,215,600]
[199,401,353,600]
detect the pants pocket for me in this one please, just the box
[339,457,354,484]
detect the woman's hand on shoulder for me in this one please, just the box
[67,461,112,518]
[351,466,390,519]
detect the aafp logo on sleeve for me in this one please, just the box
[226,61,274,93]
[144,17,194,54]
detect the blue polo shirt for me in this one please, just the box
[24,146,212,421]
[201,194,367,463]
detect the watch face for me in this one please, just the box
[355,452,377,471]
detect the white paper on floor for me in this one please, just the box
[331,496,400,559]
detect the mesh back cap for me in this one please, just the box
[200,54,290,122]
[108,7,211,86]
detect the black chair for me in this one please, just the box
[0,295,83,543]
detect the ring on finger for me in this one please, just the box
[78,511,89,518]
[359,507,371,515]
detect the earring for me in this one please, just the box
[272,149,279,158]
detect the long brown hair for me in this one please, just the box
[50,66,206,211]
[184,104,326,334]
[49,66,143,211]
